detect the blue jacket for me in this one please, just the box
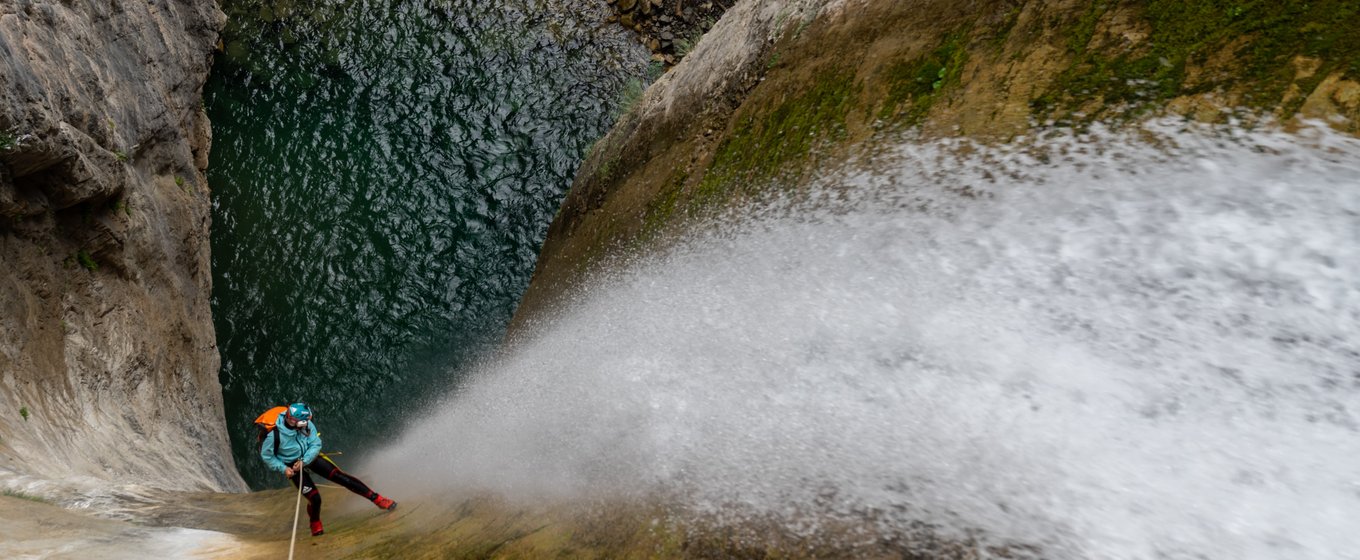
[260,413,322,473]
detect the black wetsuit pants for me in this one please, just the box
[288,455,377,522]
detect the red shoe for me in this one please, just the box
[372,494,397,510]
[310,520,324,536]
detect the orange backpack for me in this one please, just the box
[254,406,290,455]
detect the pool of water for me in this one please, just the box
[205,0,648,488]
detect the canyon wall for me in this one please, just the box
[0,0,245,492]
[513,0,1360,328]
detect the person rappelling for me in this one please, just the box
[257,402,397,537]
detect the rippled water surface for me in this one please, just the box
[206,0,647,487]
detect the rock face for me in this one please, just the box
[512,0,1360,328]
[0,0,245,491]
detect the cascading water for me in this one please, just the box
[368,121,1360,559]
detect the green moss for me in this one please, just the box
[878,31,970,125]
[793,15,814,40]
[643,169,688,236]
[990,6,1023,48]
[614,77,646,120]
[767,51,783,70]
[18,407,28,421]
[114,150,128,163]
[176,175,197,194]
[1,489,49,504]
[1068,2,1110,54]
[675,37,696,60]
[699,69,858,204]
[1034,0,1360,119]
[596,155,620,184]
[77,250,98,272]
[0,132,13,152]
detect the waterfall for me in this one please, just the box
[370,120,1360,559]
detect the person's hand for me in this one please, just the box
[284,466,294,478]
[293,460,304,471]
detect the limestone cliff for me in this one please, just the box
[0,0,244,491]
[512,0,1360,328]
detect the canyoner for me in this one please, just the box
[256,403,397,536]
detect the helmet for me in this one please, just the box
[286,402,312,423]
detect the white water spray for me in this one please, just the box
[371,121,1360,559]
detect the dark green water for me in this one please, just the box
[206,0,647,488]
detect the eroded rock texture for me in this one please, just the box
[0,0,245,492]
[512,0,1360,329]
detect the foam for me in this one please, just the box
[372,121,1360,559]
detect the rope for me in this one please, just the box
[284,449,351,556]
[287,462,305,560]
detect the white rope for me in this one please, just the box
[287,462,305,560]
